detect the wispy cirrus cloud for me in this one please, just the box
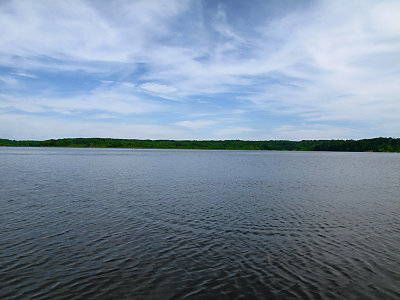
[0,83,163,115]
[0,75,19,86]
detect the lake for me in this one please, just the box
[0,147,399,299]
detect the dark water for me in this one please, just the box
[1,147,399,299]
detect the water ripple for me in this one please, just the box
[1,148,400,299]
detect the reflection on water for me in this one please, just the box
[1,147,399,299]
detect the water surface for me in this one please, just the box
[1,147,399,299]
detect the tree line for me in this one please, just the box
[1,137,399,152]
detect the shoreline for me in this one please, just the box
[1,137,399,153]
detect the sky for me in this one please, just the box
[0,0,399,140]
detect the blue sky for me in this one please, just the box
[0,0,399,140]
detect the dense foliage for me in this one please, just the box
[1,137,399,152]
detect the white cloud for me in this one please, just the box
[240,0,400,135]
[0,0,189,70]
[269,125,363,141]
[0,113,189,140]
[369,1,400,37]
[120,82,135,88]
[215,127,255,137]
[0,85,162,115]
[88,114,118,120]
[0,75,18,86]
[175,120,216,130]
[141,82,177,94]
[14,72,36,78]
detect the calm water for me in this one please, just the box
[1,147,399,299]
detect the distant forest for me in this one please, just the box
[1,137,400,152]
